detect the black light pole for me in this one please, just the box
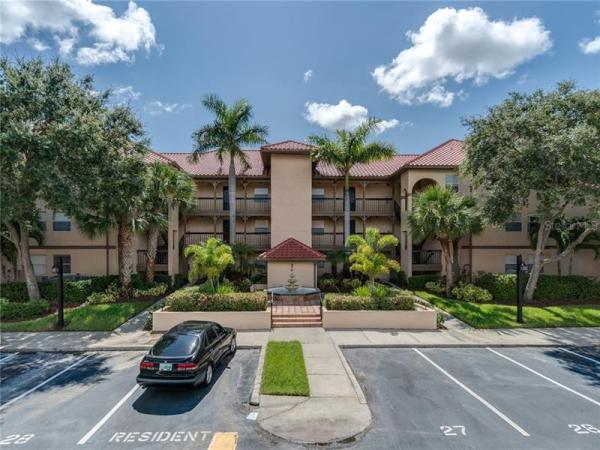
[53,257,65,329]
[516,254,524,324]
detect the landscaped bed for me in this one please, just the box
[417,291,600,329]
[261,341,309,397]
[152,284,270,331]
[1,301,153,332]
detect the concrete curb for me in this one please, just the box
[249,344,266,406]
[339,344,600,349]
[0,345,262,353]
[334,344,368,404]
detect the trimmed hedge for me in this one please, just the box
[474,273,600,302]
[407,274,441,291]
[0,298,50,321]
[325,292,414,311]
[165,286,267,312]
[451,284,492,303]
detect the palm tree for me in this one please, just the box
[142,162,195,283]
[529,216,600,275]
[231,242,255,277]
[309,118,396,244]
[346,227,400,286]
[325,249,346,277]
[191,95,268,245]
[184,238,234,291]
[408,185,483,295]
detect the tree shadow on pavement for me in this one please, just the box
[543,348,600,387]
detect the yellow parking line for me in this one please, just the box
[208,432,238,450]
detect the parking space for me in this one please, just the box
[0,350,294,450]
[344,346,600,450]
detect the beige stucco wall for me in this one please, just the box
[323,306,437,330]
[153,309,271,331]
[267,261,316,288]
[270,153,312,246]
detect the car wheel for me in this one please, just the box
[203,363,213,386]
[229,337,237,355]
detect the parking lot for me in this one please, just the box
[344,346,600,450]
[0,346,598,449]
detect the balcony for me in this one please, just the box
[182,232,270,250]
[312,233,344,250]
[312,198,394,216]
[136,249,168,272]
[412,250,442,272]
[191,197,270,216]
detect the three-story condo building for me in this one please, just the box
[6,139,598,285]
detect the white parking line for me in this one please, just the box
[77,385,139,445]
[413,348,530,437]
[487,348,600,407]
[0,353,19,363]
[559,348,600,365]
[0,354,91,412]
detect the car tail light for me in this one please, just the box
[140,360,157,370]
[176,362,198,371]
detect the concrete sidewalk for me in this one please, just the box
[257,328,371,445]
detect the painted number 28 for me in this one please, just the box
[568,424,600,434]
[0,434,35,445]
[440,425,466,436]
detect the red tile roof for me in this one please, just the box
[145,150,181,169]
[406,139,465,167]
[261,140,315,153]
[315,154,417,178]
[258,237,325,261]
[160,151,265,177]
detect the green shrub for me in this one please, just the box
[407,274,441,290]
[425,281,446,294]
[325,292,414,310]
[474,273,516,302]
[437,312,445,329]
[0,283,30,302]
[341,278,361,291]
[89,275,120,293]
[0,298,50,321]
[390,270,408,288]
[87,284,119,305]
[173,273,189,289]
[133,283,168,299]
[165,287,267,312]
[318,278,338,292]
[352,283,391,299]
[235,278,253,292]
[452,283,493,303]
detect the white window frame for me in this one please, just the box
[53,255,71,274]
[312,220,325,235]
[52,211,71,231]
[31,255,47,277]
[505,213,522,232]
[445,174,459,192]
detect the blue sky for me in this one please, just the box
[2,1,599,155]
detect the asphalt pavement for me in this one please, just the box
[1,346,598,449]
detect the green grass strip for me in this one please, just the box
[1,302,153,332]
[416,291,600,329]
[261,340,310,396]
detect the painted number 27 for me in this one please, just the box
[440,425,466,436]
[568,424,600,434]
[0,434,35,445]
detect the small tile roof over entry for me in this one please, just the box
[406,139,465,167]
[261,140,315,153]
[258,237,326,261]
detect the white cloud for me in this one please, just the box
[144,101,192,116]
[112,85,141,104]
[303,69,313,82]
[0,0,158,66]
[304,99,403,134]
[28,38,50,52]
[579,36,600,54]
[372,7,552,107]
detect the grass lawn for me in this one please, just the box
[261,340,310,396]
[1,302,153,332]
[416,291,600,329]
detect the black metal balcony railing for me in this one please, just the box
[136,249,168,267]
[312,198,394,216]
[312,233,344,249]
[183,232,269,249]
[192,197,270,215]
[412,250,442,266]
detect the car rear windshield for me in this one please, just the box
[152,333,199,357]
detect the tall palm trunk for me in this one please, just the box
[228,156,236,245]
[8,223,40,300]
[118,222,134,292]
[440,238,454,296]
[145,227,159,283]
[343,173,351,243]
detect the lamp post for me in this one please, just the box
[52,257,65,329]
[515,255,527,324]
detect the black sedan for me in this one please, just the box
[137,321,237,388]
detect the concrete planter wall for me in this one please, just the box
[322,305,437,330]
[152,308,271,332]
